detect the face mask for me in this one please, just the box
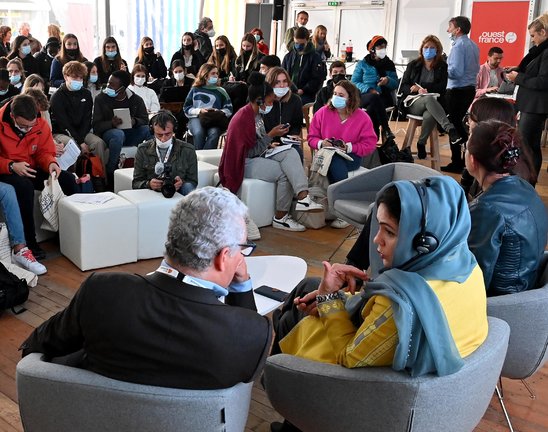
[254,34,261,42]
[243,46,253,53]
[134,76,146,86]
[216,48,226,56]
[332,73,346,84]
[298,23,307,28]
[66,48,78,57]
[294,43,304,51]
[68,79,83,91]
[448,33,456,42]
[47,48,59,58]
[422,47,437,60]
[156,137,172,149]
[103,87,117,97]
[259,104,273,115]
[207,29,216,37]
[0,88,8,96]
[9,75,21,85]
[331,95,347,109]
[143,46,154,55]
[182,44,193,51]
[207,76,218,85]
[89,74,98,83]
[174,72,185,81]
[13,118,33,133]
[273,87,289,98]
[21,45,31,55]
[105,50,117,59]
[375,48,387,59]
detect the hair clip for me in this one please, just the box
[501,147,520,169]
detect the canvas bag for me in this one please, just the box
[39,172,65,232]
[0,260,29,316]
[0,223,11,262]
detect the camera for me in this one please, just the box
[159,163,176,198]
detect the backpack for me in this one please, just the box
[76,154,107,192]
[0,261,29,315]
[377,137,414,164]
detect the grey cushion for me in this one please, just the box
[333,199,374,226]
[264,317,509,432]
[16,353,253,432]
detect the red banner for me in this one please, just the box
[470,1,531,67]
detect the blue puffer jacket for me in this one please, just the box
[468,176,548,296]
[351,55,398,94]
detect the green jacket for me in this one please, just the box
[133,138,198,190]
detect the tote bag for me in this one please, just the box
[38,172,65,232]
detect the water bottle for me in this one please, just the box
[346,40,353,62]
[340,43,346,61]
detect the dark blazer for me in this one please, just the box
[400,58,449,113]
[21,271,273,390]
[515,48,548,114]
[134,53,168,79]
[282,46,324,101]
[169,49,206,77]
[93,56,129,85]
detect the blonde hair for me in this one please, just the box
[528,12,548,32]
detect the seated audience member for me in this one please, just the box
[22,87,51,128]
[259,54,281,75]
[0,26,11,58]
[170,32,206,78]
[250,27,269,55]
[33,37,60,85]
[84,60,101,100]
[160,60,194,138]
[21,73,45,92]
[271,176,488,377]
[466,120,547,296]
[0,94,77,259]
[0,181,46,275]
[284,10,309,51]
[475,47,505,98]
[128,64,160,113]
[93,36,128,85]
[219,72,322,233]
[183,63,232,150]
[50,33,87,87]
[18,22,41,55]
[313,60,346,114]
[8,36,37,76]
[351,35,398,140]
[264,66,303,160]
[134,36,167,81]
[194,17,215,61]
[234,33,264,83]
[133,110,197,196]
[0,68,20,104]
[282,27,323,105]
[47,24,61,43]
[20,186,273,390]
[400,35,461,159]
[0,58,7,69]
[50,61,106,166]
[7,58,25,90]
[92,70,150,184]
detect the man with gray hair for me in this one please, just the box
[194,17,215,60]
[21,187,272,390]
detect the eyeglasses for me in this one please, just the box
[238,242,256,256]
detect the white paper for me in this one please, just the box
[56,139,81,170]
[280,136,301,146]
[403,93,440,108]
[66,193,115,205]
[322,147,354,161]
[113,108,132,129]
[264,144,293,158]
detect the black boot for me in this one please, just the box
[441,143,464,173]
[383,127,395,141]
[417,142,427,159]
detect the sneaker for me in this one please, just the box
[246,217,261,241]
[272,214,306,232]
[13,247,47,276]
[295,195,323,212]
[448,128,463,146]
[440,161,465,174]
[417,143,427,160]
[331,218,350,229]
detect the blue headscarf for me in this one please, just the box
[346,176,477,376]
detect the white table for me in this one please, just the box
[246,255,307,315]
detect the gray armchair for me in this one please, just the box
[17,353,253,432]
[263,317,509,432]
[327,162,440,228]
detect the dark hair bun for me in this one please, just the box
[247,71,265,86]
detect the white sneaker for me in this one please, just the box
[13,247,47,275]
[272,214,306,232]
[295,195,324,212]
[246,217,261,241]
[331,218,350,229]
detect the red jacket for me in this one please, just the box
[219,103,257,194]
[0,100,57,175]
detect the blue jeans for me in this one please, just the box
[188,118,221,150]
[179,182,196,196]
[103,125,151,174]
[0,182,27,247]
[328,153,362,184]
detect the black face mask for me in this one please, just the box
[47,47,59,57]
[332,73,346,84]
[143,46,154,55]
[216,48,226,57]
[65,48,78,57]
[182,44,193,51]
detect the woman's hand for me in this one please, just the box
[506,71,518,82]
[294,289,319,317]
[410,84,421,93]
[377,77,389,86]
[268,124,289,137]
[317,261,367,296]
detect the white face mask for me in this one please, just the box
[375,48,387,59]
[173,72,185,81]
[207,29,215,37]
[273,87,289,98]
[156,137,172,149]
[134,76,146,86]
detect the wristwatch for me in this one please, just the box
[316,291,345,304]
[8,161,15,174]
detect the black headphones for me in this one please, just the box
[149,110,178,133]
[410,178,439,255]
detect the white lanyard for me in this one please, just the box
[155,143,173,165]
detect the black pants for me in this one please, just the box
[360,92,389,138]
[445,86,475,141]
[0,170,77,246]
[519,111,547,177]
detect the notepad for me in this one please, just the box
[113,108,132,129]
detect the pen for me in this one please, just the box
[415,82,425,91]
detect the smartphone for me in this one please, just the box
[282,123,290,129]
[254,285,288,302]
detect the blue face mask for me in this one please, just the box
[9,75,21,85]
[105,50,117,58]
[103,87,117,97]
[68,79,83,91]
[21,45,31,55]
[259,104,273,115]
[207,76,218,85]
[423,47,437,60]
[294,43,304,51]
[254,34,261,42]
[331,95,347,110]
[0,88,8,96]
[89,74,98,83]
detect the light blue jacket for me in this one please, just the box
[447,35,479,88]
[351,57,398,94]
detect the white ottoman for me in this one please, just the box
[197,161,218,188]
[114,168,134,193]
[196,149,223,166]
[118,189,183,260]
[120,146,138,159]
[59,192,138,271]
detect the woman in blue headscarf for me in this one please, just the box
[272,176,488,377]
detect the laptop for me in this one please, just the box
[159,85,190,103]
[401,50,419,60]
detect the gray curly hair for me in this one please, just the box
[165,187,248,271]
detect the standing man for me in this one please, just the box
[441,16,479,173]
[284,10,309,51]
[21,187,272,391]
[475,47,505,98]
[194,17,215,61]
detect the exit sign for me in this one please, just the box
[327,1,340,5]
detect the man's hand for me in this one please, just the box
[294,289,319,317]
[297,89,304,96]
[232,257,250,284]
[48,162,61,178]
[149,178,163,191]
[12,162,37,178]
[317,261,367,296]
[111,116,123,127]
[174,176,183,191]
[80,143,90,154]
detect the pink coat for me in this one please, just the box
[475,62,505,98]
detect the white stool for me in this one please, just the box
[196,149,223,166]
[401,114,441,170]
[114,168,134,193]
[118,189,183,260]
[59,192,137,270]
[197,161,218,188]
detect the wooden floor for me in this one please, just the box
[1,124,547,432]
